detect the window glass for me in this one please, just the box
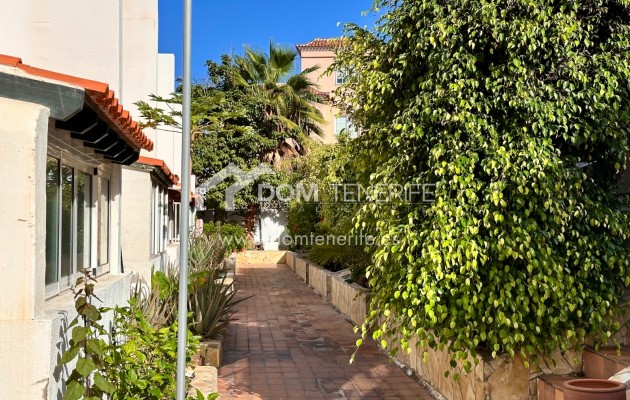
[45,157,60,286]
[60,166,74,283]
[335,115,357,138]
[98,177,110,266]
[77,172,91,272]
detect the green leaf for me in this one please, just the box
[62,381,85,400]
[75,357,96,377]
[59,346,80,365]
[93,372,115,393]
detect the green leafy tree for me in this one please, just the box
[288,136,372,281]
[336,0,630,371]
[136,48,323,219]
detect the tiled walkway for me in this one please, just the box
[217,263,436,400]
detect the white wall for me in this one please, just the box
[155,53,183,178]
[0,97,49,321]
[254,209,289,248]
[0,0,122,92]
[0,0,180,164]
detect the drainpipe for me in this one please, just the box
[175,0,192,397]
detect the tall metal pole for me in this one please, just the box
[176,0,192,396]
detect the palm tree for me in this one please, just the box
[235,41,325,168]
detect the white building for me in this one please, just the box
[0,0,192,397]
[0,54,151,399]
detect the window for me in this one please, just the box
[334,69,348,85]
[169,201,181,242]
[334,115,358,138]
[45,157,60,288]
[45,156,94,295]
[76,172,91,272]
[151,180,168,254]
[97,177,110,269]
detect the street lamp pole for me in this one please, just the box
[176,0,192,397]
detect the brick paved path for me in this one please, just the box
[217,263,436,399]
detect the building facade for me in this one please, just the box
[296,38,357,143]
[0,1,190,397]
[0,55,151,399]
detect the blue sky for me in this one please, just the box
[158,0,378,81]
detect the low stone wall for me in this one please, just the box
[294,257,308,282]
[236,250,286,265]
[286,252,295,270]
[388,330,581,400]
[330,270,369,326]
[307,263,333,301]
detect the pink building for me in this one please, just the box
[296,38,357,143]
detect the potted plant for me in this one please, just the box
[563,379,626,400]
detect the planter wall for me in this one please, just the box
[286,252,295,270]
[389,332,580,400]
[330,270,369,326]
[307,262,333,302]
[295,257,308,283]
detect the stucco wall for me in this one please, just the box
[0,0,122,92]
[155,53,183,178]
[0,98,49,320]
[299,48,341,143]
[121,167,153,279]
[41,274,131,400]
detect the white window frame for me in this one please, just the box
[334,69,348,85]
[334,115,358,138]
[95,175,110,276]
[151,179,169,255]
[169,200,181,242]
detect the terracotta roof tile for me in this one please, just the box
[0,54,153,152]
[137,156,179,186]
[296,38,346,55]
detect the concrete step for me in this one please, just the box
[583,345,630,379]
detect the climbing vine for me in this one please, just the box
[336,0,630,371]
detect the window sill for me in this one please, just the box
[39,273,131,319]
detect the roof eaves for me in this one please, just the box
[136,156,179,186]
[0,54,153,152]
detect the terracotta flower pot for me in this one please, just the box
[562,379,626,400]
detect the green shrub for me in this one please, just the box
[189,235,226,276]
[287,201,320,250]
[289,137,372,282]
[144,236,250,341]
[58,271,201,400]
[106,301,199,399]
[219,223,247,251]
[336,0,630,371]
[203,221,248,252]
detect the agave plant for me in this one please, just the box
[188,235,226,277]
[130,273,177,328]
[188,275,252,340]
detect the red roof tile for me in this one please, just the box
[137,156,179,186]
[0,54,153,152]
[296,38,346,55]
